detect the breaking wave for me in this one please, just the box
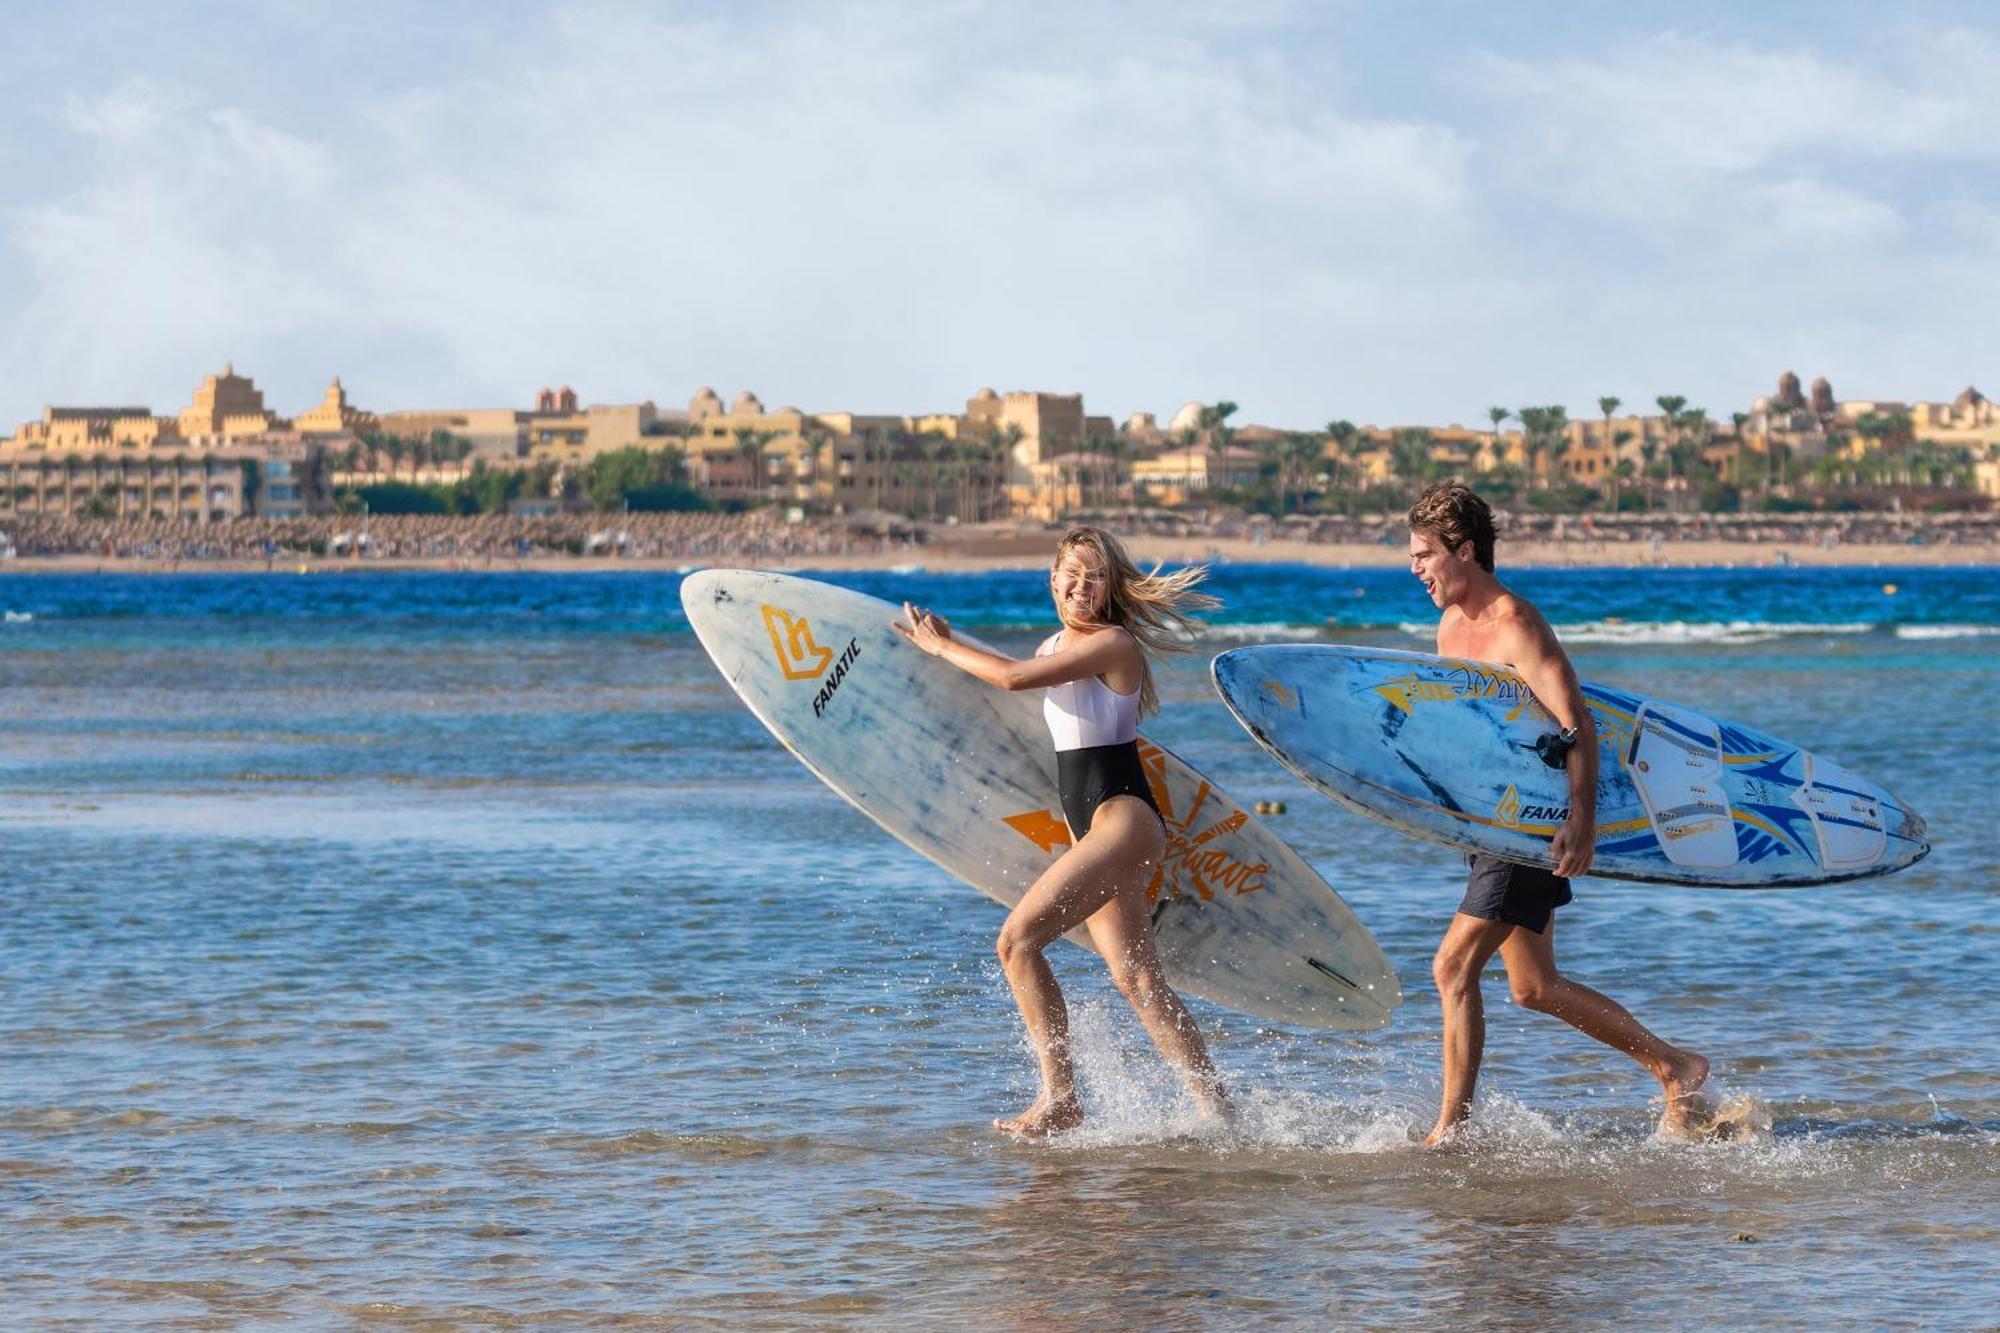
[1892,623,2000,640]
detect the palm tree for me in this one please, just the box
[1325,419,1362,511]
[1517,406,1568,490]
[1638,438,1660,512]
[1390,428,1434,485]
[1609,430,1635,511]
[1487,406,1511,465]
[920,430,953,520]
[1253,435,1289,514]
[1286,431,1322,512]
[1105,434,1138,514]
[995,423,1023,520]
[731,427,777,504]
[1609,458,1636,515]
[1677,408,1711,489]
[1597,396,1620,463]
[1198,401,1239,500]
[954,429,982,521]
[1654,394,1686,495]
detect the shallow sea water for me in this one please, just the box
[1,568,1994,1327]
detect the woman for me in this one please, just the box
[893,526,1228,1137]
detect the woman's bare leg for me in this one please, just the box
[1082,800,1228,1117]
[991,828,1132,1136]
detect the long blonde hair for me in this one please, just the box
[1055,525,1219,717]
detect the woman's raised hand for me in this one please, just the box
[892,602,953,655]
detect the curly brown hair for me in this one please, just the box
[1407,482,1497,571]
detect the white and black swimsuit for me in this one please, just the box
[1038,631,1164,838]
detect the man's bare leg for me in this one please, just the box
[1425,913,1518,1146]
[1498,916,1710,1135]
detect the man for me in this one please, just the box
[1406,481,1709,1145]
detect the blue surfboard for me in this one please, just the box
[1212,644,1928,888]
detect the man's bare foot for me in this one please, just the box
[1654,1051,1712,1139]
[1421,1120,1467,1150]
[994,1093,1083,1138]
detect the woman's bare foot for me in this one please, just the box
[1194,1079,1232,1124]
[994,1093,1083,1138]
[1654,1051,1712,1139]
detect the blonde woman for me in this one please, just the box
[894,526,1228,1137]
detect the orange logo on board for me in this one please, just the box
[1000,739,1269,903]
[761,604,834,681]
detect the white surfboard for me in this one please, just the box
[681,570,1399,1029]
[1212,643,1929,888]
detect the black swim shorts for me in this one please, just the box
[1459,853,1573,933]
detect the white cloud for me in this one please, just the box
[0,6,1994,431]
[1748,178,1903,244]
[0,5,1485,428]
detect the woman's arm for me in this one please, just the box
[892,604,1137,691]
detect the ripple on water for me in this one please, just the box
[2,573,1995,1326]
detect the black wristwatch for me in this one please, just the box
[1535,727,1581,769]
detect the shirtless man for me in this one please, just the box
[1407,482,1710,1145]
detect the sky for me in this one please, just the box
[1,0,1996,432]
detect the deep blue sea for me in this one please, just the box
[2,564,1995,1327]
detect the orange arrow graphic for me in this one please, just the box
[1003,808,1074,855]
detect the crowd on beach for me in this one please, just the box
[1083,507,2000,551]
[0,505,1992,565]
[0,510,922,564]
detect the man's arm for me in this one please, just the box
[1502,613,1598,878]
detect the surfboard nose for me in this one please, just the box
[676,567,729,614]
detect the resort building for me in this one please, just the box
[294,376,379,436]
[519,387,659,464]
[178,364,281,440]
[8,406,176,451]
[374,409,528,464]
[1128,445,1259,505]
[0,365,339,518]
[0,450,257,521]
[668,387,1016,520]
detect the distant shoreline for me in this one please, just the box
[2,511,1994,573]
[1,536,1993,574]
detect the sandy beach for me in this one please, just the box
[1,534,1994,575]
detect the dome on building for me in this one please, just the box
[731,390,765,416]
[1955,385,1986,410]
[1124,411,1157,432]
[1751,395,1771,413]
[775,405,802,417]
[973,386,999,403]
[689,387,723,419]
[1168,401,1206,434]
